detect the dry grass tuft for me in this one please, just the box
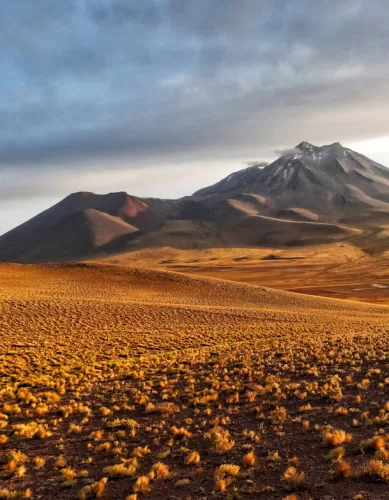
[133,476,150,494]
[323,429,352,447]
[242,450,256,467]
[281,467,306,491]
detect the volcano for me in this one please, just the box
[1,142,389,262]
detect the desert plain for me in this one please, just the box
[1,255,389,499]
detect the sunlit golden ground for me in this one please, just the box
[96,242,389,305]
[2,263,389,499]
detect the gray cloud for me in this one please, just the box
[273,148,300,158]
[1,0,389,177]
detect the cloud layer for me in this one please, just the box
[1,0,389,226]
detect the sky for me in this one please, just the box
[1,0,389,235]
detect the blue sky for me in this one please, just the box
[1,0,389,234]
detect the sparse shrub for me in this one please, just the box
[55,455,67,468]
[34,456,46,469]
[206,426,235,453]
[133,446,150,458]
[185,451,200,465]
[61,467,76,481]
[267,451,281,462]
[269,406,287,425]
[282,467,306,491]
[368,459,389,481]
[79,477,108,499]
[214,464,240,491]
[133,476,150,494]
[242,450,256,467]
[104,460,138,477]
[326,446,344,462]
[69,423,82,434]
[323,429,352,447]
[151,462,170,478]
[333,460,352,479]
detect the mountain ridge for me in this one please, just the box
[1,142,389,262]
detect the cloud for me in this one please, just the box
[1,0,389,182]
[273,148,300,158]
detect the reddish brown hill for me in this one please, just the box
[0,192,163,262]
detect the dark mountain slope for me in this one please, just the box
[193,142,389,222]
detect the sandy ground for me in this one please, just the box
[93,242,389,305]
